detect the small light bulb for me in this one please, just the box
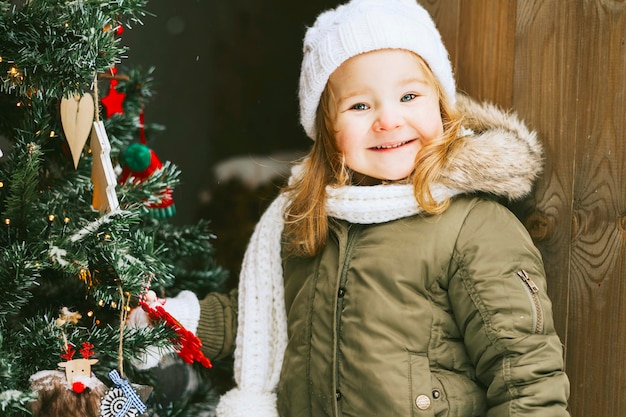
[87,310,94,317]
[48,214,55,222]
[110,301,118,309]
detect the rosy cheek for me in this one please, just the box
[334,133,348,152]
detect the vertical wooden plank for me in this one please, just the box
[422,0,516,107]
[418,0,461,72]
[566,1,626,415]
[455,0,516,107]
[511,0,577,412]
[513,0,577,351]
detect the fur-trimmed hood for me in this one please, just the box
[442,93,543,200]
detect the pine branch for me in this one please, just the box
[0,389,36,417]
[2,140,43,242]
[0,243,41,326]
[155,221,230,296]
[118,161,181,207]
[0,0,149,98]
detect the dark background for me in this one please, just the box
[122,0,339,226]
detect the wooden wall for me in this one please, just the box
[421,0,626,415]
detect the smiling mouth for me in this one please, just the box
[372,139,414,150]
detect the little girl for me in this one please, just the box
[133,0,571,415]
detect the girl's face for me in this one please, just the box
[328,49,444,183]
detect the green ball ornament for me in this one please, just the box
[123,143,152,172]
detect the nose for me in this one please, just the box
[373,105,403,131]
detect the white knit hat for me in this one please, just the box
[298,0,456,139]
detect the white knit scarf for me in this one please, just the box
[216,181,460,417]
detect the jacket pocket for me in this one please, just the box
[431,370,487,417]
[409,353,488,417]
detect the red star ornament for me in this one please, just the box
[100,79,126,118]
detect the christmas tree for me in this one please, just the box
[0,1,231,416]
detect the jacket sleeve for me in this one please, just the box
[196,289,239,360]
[448,199,570,417]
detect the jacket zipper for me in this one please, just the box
[516,270,544,334]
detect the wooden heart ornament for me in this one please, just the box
[60,93,95,168]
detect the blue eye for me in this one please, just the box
[351,103,369,110]
[401,93,417,102]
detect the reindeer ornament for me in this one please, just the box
[58,342,100,393]
[30,342,108,417]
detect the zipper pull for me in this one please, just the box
[516,270,539,293]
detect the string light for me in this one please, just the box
[98,300,105,307]
[26,88,38,99]
[87,310,94,317]
[45,214,55,239]
[78,268,95,290]
[4,218,10,245]
[8,66,24,84]
[62,217,70,235]
[110,301,118,309]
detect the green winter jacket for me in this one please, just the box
[277,197,569,417]
[198,197,570,417]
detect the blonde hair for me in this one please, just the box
[284,52,463,257]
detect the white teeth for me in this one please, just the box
[375,140,409,150]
